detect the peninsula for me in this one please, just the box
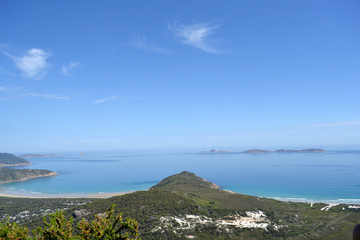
[0,153,31,167]
[241,148,326,154]
[0,153,58,184]
[0,168,58,184]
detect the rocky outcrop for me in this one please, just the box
[73,209,90,218]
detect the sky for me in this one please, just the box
[0,0,359,152]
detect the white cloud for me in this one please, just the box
[93,96,144,104]
[306,119,360,127]
[130,37,173,54]
[61,61,80,76]
[169,22,221,54]
[7,48,51,79]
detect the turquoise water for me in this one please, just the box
[1,150,360,203]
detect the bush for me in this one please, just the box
[0,217,29,240]
[77,205,139,239]
[0,205,140,240]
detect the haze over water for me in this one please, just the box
[1,149,360,203]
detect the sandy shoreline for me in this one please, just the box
[268,196,360,205]
[1,189,359,204]
[0,191,134,199]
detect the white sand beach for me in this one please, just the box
[0,190,133,199]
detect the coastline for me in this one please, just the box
[0,172,58,184]
[0,190,134,199]
[1,186,359,204]
[267,196,360,205]
[222,189,360,204]
[0,162,32,167]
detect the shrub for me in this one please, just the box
[0,217,29,240]
[0,205,140,240]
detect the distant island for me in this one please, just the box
[241,149,273,154]
[19,153,62,158]
[242,148,325,154]
[201,148,326,154]
[275,149,326,153]
[0,153,31,167]
[200,150,232,154]
[0,153,57,184]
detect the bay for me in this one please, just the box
[1,150,360,203]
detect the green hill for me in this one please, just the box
[62,171,360,239]
[0,153,30,166]
[151,171,221,190]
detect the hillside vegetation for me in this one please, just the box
[0,168,57,184]
[61,171,360,239]
[0,153,30,166]
[1,171,358,239]
[0,205,140,239]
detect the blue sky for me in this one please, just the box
[0,0,359,152]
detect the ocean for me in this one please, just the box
[1,150,360,203]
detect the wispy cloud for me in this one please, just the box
[0,67,15,77]
[0,86,17,93]
[6,48,51,80]
[93,96,144,104]
[61,61,80,76]
[130,36,173,54]
[93,96,118,104]
[168,22,221,54]
[23,92,70,100]
[0,85,69,100]
[306,119,360,127]
[0,43,8,49]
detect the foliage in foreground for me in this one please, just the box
[0,205,140,240]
